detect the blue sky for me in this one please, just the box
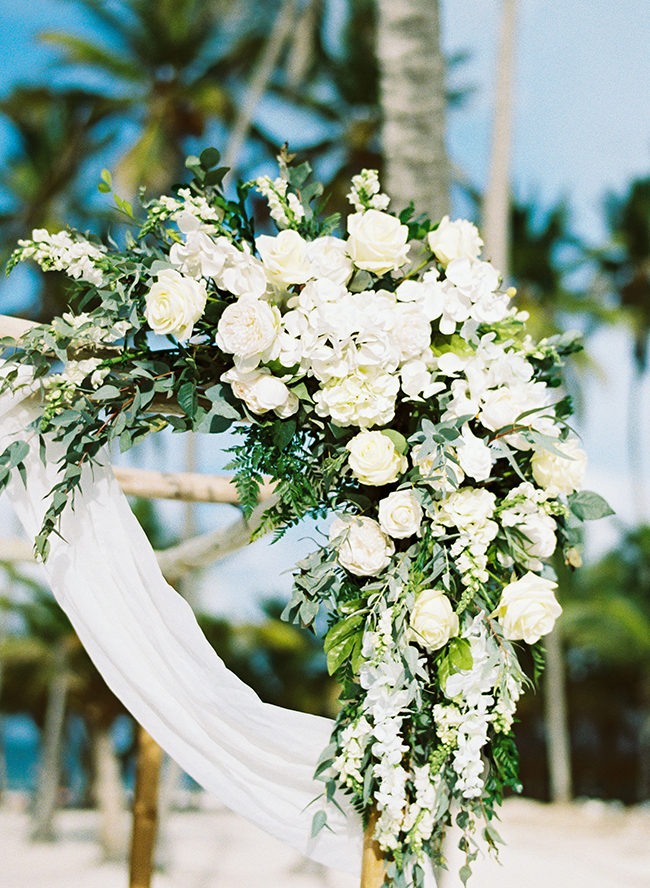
[0,0,647,611]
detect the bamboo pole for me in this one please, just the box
[361,807,386,888]
[129,724,164,888]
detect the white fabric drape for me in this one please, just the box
[0,384,363,875]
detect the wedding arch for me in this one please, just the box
[0,150,611,887]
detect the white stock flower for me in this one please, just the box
[495,573,562,644]
[410,589,459,652]
[531,437,588,495]
[378,489,423,538]
[144,269,207,340]
[216,297,280,366]
[170,231,233,279]
[427,216,483,268]
[500,498,557,571]
[256,229,312,285]
[346,210,410,274]
[60,358,108,389]
[346,430,407,485]
[221,367,298,417]
[329,515,395,576]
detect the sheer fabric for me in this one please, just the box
[0,384,363,874]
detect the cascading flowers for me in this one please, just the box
[0,147,612,887]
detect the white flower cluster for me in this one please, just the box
[438,615,524,799]
[160,187,225,235]
[59,311,130,345]
[432,488,498,591]
[18,229,106,287]
[347,169,391,213]
[254,175,305,228]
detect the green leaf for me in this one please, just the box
[324,612,365,675]
[272,419,296,451]
[177,381,197,419]
[199,147,221,169]
[311,810,328,838]
[448,637,473,671]
[381,429,408,453]
[567,490,615,521]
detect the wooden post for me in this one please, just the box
[360,806,386,888]
[129,724,163,888]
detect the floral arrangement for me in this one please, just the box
[0,148,611,887]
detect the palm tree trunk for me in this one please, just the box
[90,723,127,860]
[129,724,163,888]
[223,0,297,183]
[375,0,450,221]
[482,0,518,277]
[31,639,68,841]
[543,626,572,803]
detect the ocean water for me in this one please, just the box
[1,714,39,792]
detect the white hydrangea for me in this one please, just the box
[313,368,400,428]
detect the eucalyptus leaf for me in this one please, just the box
[568,490,615,521]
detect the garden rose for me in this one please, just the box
[144,269,207,340]
[531,437,588,495]
[256,229,312,285]
[346,430,407,485]
[494,573,562,644]
[222,367,298,417]
[329,515,395,577]
[427,216,483,268]
[410,589,459,651]
[378,489,423,538]
[216,297,280,366]
[346,209,410,274]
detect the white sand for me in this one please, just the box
[1,795,650,888]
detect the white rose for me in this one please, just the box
[495,573,562,644]
[378,489,423,538]
[144,269,207,340]
[329,516,395,577]
[216,297,280,365]
[531,438,588,495]
[307,236,354,285]
[256,229,312,285]
[346,430,408,485]
[410,588,459,652]
[222,367,297,417]
[427,216,483,268]
[346,210,410,274]
[437,487,496,530]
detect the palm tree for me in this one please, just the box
[0,576,129,853]
[40,0,286,197]
[0,86,115,321]
[561,525,650,799]
[594,177,650,519]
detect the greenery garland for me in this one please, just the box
[0,147,612,886]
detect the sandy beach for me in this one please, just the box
[2,795,650,888]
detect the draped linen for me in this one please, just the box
[0,382,363,874]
